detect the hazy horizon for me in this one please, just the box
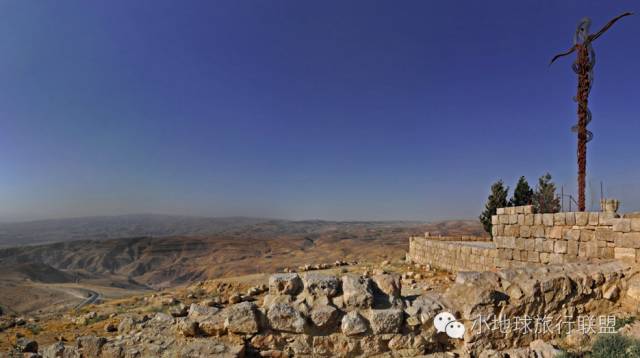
[0,211,478,225]
[1,1,639,222]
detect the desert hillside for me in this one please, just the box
[0,217,484,314]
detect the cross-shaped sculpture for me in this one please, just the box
[550,12,632,211]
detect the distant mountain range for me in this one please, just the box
[0,215,484,313]
[0,214,476,248]
[0,214,276,247]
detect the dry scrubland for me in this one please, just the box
[0,219,482,314]
[3,215,640,356]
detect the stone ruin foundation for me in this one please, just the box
[16,205,640,357]
[403,204,640,356]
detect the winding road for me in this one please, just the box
[74,289,101,309]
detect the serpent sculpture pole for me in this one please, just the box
[550,12,632,212]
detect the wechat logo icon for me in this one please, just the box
[434,312,465,339]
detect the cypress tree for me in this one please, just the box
[510,176,533,206]
[532,173,561,213]
[480,180,509,236]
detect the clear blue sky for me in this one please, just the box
[0,1,638,221]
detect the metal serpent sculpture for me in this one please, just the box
[550,12,632,212]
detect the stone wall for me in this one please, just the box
[407,205,640,272]
[409,233,490,242]
[408,236,498,272]
[492,204,640,268]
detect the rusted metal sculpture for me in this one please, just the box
[550,12,632,212]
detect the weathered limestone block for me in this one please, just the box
[287,335,313,356]
[613,247,636,262]
[542,214,554,226]
[509,214,518,224]
[117,317,137,334]
[269,273,303,296]
[613,218,632,233]
[188,303,219,320]
[565,212,576,226]
[388,334,427,354]
[589,212,600,226]
[580,230,595,242]
[520,225,531,238]
[539,252,550,264]
[554,213,565,225]
[176,318,199,337]
[534,214,543,225]
[567,241,579,256]
[505,225,519,237]
[491,215,499,225]
[513,250,521,261]
[530,339,562,357]
[341,311,368,336]
[309,304,339,329]
[599,247,614,259]
[302,273,341,298]
[532,225,545,238]
[631,218,640,232]
[262,293,294,309]
[368,308,403,334]
[524,239,535,252]
[554,240,568,254]
[564,229,580,241]
[504,237,516,249]
[575,212,589,226]
[250,334,289,353]
[549,253,564,265]
[499,248,513,260]
[372,273,401,307]
[342,275,374,309]
[267,303,306,333]
[76,336,106,358]
[616,233,640,249]
[497,207,505,215]
[525,214,534,225]
[196,313,226,336]
[578,242,598,258]
[599,212,617,226]
[360,335,387,356]
[224,302,259,334]
[626,275,640,305]
[313,335,359,356]
[548,226,563,239]
[518,214,525,225]
[543,240,554,253]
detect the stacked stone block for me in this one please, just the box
[408,236,497,272]
[409,233,491,242]
[492,205,640,267]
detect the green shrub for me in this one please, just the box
[628,343,640,358]
[143,305,164,314]
[615,316,636,330]
[26,323,41,335]
[85,315,107,326]
[555,350,579,358]
[591,334,636,358]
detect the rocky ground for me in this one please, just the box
[2,257,640,357]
